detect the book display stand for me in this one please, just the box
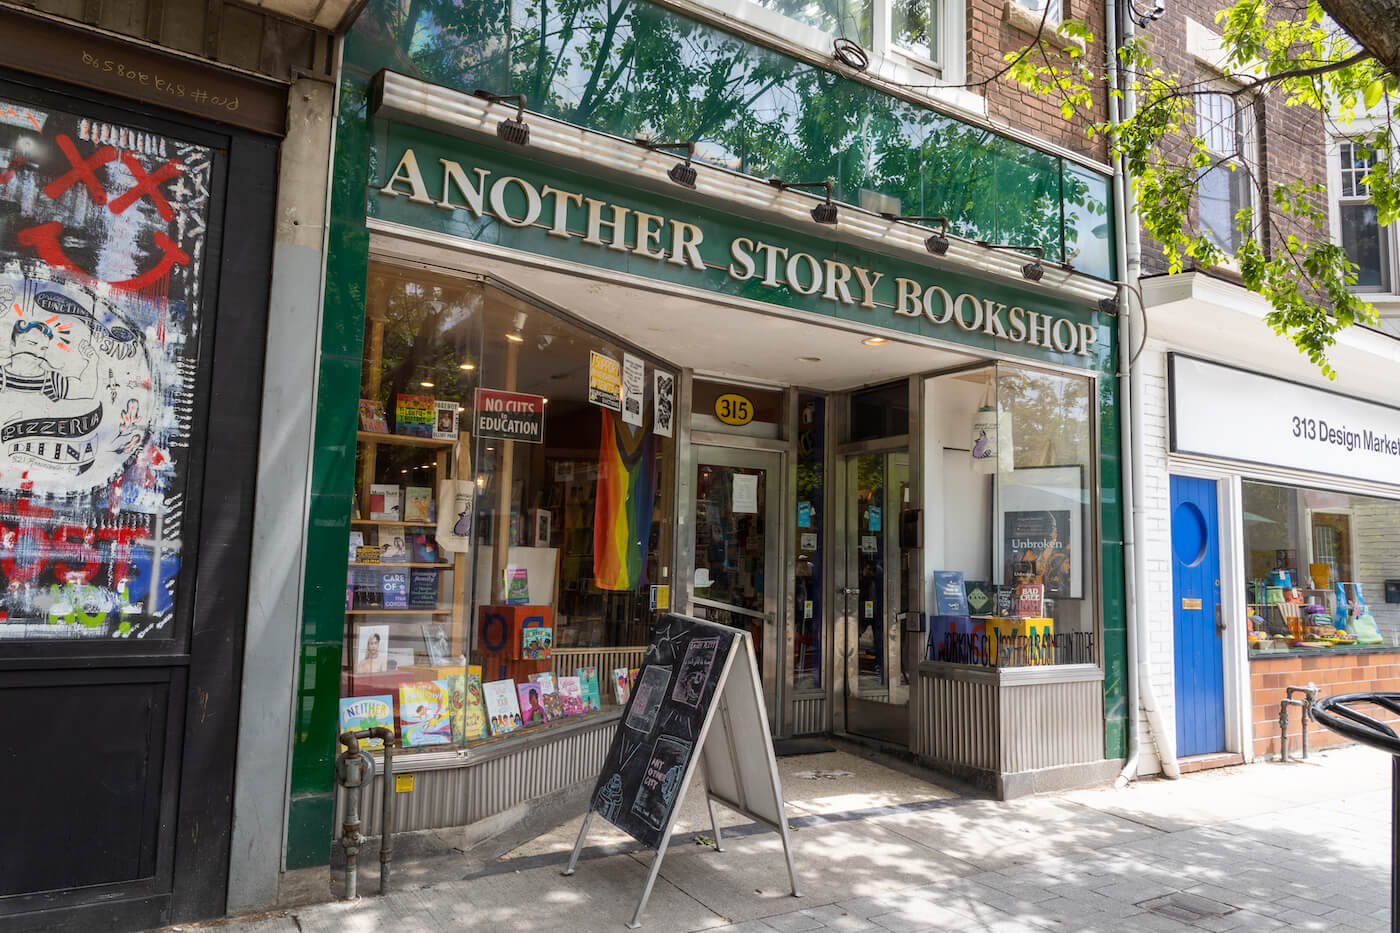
[563,614,801,928]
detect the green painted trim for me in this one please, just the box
[286,794,337,869]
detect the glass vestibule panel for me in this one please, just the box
[691,445,782,725]
[843,449,910,744]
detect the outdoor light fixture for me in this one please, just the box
[769,178,838,224]
[978,241,1045,281]
[635,139,698,189]
[1096,296,1120,315]
[882,213,951,255]
[862,336,890,346]
[474,90,529,145]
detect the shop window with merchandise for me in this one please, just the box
[340,260,676,753]
[925,363,1099,668]
[1244,480,1400,652]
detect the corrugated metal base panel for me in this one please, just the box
[914,672,998,770]
[792,696,828,735]
[551,647,647,683]
[1000,680,1103,772]
[336,719,617,837]
[912,669,1105,775]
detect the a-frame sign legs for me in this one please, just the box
[562,811,594,877]
[706,798,724,853]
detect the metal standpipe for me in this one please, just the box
[1279,683,1320,762]
[335,726,397,899]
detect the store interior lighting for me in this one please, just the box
[769,178,839,224]
[635,138,698,189]
[474,90,530,145]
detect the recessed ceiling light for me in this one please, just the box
[459,363,475,371]
[505,332,524,343]
[797,355,822,362]
[420,380,435,387]
[862,336,890,346]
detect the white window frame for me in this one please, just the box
[1195,90,1259,259]
[1328,136,1398,298]
[671,0,970,106]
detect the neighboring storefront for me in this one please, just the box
[0,14,281,933]
[284,0,1128,871]
[1139,274,1400,773]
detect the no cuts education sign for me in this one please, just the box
[1170,354,1400,488]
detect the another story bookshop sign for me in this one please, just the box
[563,613,801,928]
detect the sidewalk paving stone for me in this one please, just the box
[188,745,1396,933]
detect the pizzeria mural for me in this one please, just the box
[0,97,210,638]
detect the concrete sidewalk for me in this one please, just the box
[198,744,1395,932]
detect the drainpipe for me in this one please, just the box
[1110,0,1179,785]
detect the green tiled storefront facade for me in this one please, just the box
[286,0,1128,867]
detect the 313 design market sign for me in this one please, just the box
[0,94,211,638]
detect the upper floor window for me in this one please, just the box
[1336,139,1393,293]
[1196,92,1257,254]
[1016,0,1063,26]
[744,0,962,78]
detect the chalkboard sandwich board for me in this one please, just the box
[563,613,800,927]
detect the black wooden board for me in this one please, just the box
[589,613,737,848]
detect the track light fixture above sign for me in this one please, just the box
[635,139,698,189]
[882,213,951,255]
[769,178,838,224]
[978,241,1045,281]
[473,90,530,145]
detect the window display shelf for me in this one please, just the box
[346,608,452,615]
[352,519,436,527]
[348,561,452,569]
[357,430,455,448]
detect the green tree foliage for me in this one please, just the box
[347,0,1110,273]
[1005,2,1399,376]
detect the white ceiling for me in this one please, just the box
[422,246,980,392]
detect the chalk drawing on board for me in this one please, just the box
[594,773,625,823]
[625,664,671,733]
[631,735,692,832]
[672,635,720,707]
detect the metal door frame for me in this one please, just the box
[835,434,912,745]
[681,440,786,730]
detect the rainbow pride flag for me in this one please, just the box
[593,409,656,591]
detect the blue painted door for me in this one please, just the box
[1171,475,1225,757]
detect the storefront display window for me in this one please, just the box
[926,363,1098,667]
[1244,480,1400,651]
[342,260,675,753]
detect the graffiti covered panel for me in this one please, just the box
[0,95,211,639]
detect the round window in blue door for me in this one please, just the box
[1172,501,1208,567]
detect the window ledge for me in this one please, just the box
[1002,1,1084,54]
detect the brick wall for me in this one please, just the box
[1135,343,1177,776]
[1130,1,1329,277]
[1250,651,1400,758]
[969,0,1109,162]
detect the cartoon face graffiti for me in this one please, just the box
[0,276,155,490]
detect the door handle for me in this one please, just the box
[1216,604,1226,637]
[839,587,859,596]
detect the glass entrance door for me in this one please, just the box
[690,445,782,727]
[842,450,911,744]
